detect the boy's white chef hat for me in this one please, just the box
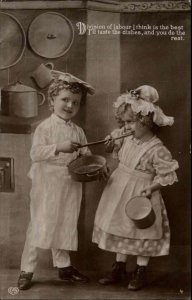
[53,72,95,95]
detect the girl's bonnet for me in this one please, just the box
[114,85,174,127]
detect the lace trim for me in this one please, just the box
[153,172,178,186]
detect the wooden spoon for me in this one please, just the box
[78,131,133,148]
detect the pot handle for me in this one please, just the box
[45,62,54,70]
[86,171,100,177]
[37,92,46,106]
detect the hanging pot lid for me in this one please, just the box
[28,12,74,59]
[0,12,26,70]
[2,82,37,93]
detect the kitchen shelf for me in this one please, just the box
[0,109,50,134]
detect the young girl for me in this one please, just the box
[18,73,95,290]
[105,91,136,156]
[92,85,179,291]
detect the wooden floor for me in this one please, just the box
[0,269,190,300]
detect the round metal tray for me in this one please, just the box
[28,12,74,59]
[0,12,26,70]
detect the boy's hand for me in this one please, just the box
[140,187,152,198]
[99,165,110,181]
[56,141,80,154]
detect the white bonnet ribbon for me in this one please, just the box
[153,106,174,126]
[131,100,174,126]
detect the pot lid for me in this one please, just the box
[0,12,26,70]
[2,82,36,93]
[28,12,74,59]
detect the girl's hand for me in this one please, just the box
[104,135,115,153]
[56,141,80,154]
[104,135,112,144]
[140,183,162,198]
[140,187,152,198]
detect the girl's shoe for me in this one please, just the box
[58,266,89,283]
[99,262,127,285]
[128,265,147,291]
[17,271,33,290]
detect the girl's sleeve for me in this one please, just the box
[152,145,179,186]
[79,128,91,156]
[30,124,57,162]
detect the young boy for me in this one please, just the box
[18,73,95,290]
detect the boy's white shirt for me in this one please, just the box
[30,113,91,164]
[27,113,91,250]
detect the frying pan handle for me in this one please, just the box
[86,171,100,177]
[37,92,46,106]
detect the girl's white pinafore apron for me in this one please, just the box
[94,136,164,240]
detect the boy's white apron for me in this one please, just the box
[29,162,82,250]
[95,136,164,240]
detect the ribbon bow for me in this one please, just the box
[129,89,141,100]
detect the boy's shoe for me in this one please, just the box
[99,262,127,285]
[58,266,89,283]
[128,265,147,291]
[18,271,33,290]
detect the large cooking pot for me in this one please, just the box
[125,196,156,229]
[68,155,107,182]
[1,82,45,118]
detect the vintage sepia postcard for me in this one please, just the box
[0,1,191,299]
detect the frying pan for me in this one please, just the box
[68,155,107,182]
[69,131,133,182]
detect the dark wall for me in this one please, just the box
[121,12,191,246]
